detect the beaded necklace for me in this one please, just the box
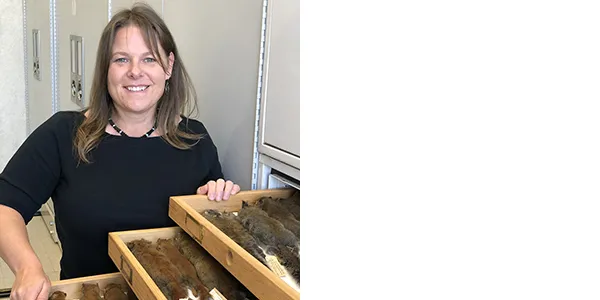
[108,117,157,138]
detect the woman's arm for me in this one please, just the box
[0,205,50,300]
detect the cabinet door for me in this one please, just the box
[56,0,108,111]
[26,0,54,132]
[164,0,264,190]
[258,0,300,170]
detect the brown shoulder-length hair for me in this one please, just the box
[74,3,202,163]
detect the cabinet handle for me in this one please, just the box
[69,35,84,106]
[120,255,133,285]
[32,29,41,81]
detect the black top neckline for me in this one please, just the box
[75,110,188,140]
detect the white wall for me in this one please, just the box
[0,0,27,170]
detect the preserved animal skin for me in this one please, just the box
[202,209,268,266]
[173,232,256,300]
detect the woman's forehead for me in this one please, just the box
[112,25,164,55]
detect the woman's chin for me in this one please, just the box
[115,102,158,114]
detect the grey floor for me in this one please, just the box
[0,216,61,290]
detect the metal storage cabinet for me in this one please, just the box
[56,0,108,111]
[25,0,54,132]
[259,0,300,166]
[24,0,60,246]
[256,0,300,189]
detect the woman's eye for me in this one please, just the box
[144,57,156,63]
[114,57,128,63]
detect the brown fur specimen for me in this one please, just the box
[202,209,268,266]
[81,283,102,300]
[127,239,189,300]
[256,197,300,239]
[156,238,209,299]
[279,191,300,221]
[48,291,67,300]
[269,245,300,285]
[238,202,299,249]
[173,232,257,300]
[103,283,129,300]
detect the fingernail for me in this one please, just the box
[208,194,214,200]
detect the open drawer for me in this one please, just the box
[168,188,299,300]
[49,272,134,299]
[108,227,227,300]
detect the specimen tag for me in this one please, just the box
[266,255,286,277]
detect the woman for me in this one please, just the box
[0,4,239,299]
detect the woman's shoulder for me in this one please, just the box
[49,110,85,123]
[18,111,83,152]
[178,115,210,135]
[33,110,84,136]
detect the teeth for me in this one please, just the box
[126,86,148,92]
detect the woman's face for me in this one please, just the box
[107,25,174,115]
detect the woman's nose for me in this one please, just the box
[127,61,143,78]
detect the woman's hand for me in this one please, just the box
[196,179,241,201]
[10,265,51,300]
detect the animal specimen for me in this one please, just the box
[269,245,300,285]
[202,209,268,266]
[48,291,67,300]
[256,197,300,239]
[173,232,256,300]
[82,283,102,300]
[156,238,209,299]
[278,191,300,221]
[103,283,129,300]
[238,201,299,249]
[127,239,190,300]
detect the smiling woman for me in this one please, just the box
[106,26,174,137]
[0,3,240,300]
[76,4,195,161]
[104,25,174,138]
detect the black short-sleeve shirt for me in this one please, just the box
[0,111,223,279]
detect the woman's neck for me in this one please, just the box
[111,108,157,137]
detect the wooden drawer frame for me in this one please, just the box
[49,272,132,298]
[168,188,299,300]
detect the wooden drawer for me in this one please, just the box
[49,272,134,299]
[168,188,299,300]
[108,226,227,300]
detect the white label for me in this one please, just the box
[266,255,286,277]
[71,0,76,15]
[209,288,226,300]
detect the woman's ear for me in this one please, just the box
[166,52,175,80]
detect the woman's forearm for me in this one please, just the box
[0,205,44,274]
